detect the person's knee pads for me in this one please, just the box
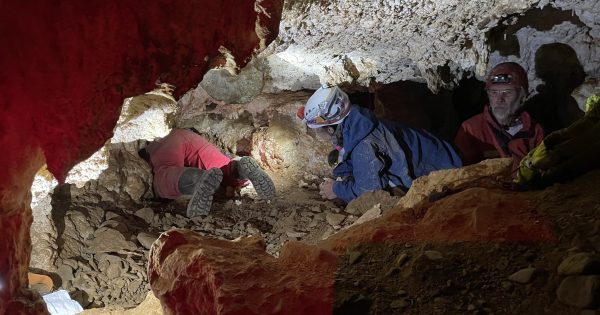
[178,168,203,195]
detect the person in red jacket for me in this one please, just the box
[454,62,545,173]
[140,128,276,217]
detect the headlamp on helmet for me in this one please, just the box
[485,62,529,91]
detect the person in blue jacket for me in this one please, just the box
[297,86,462,203]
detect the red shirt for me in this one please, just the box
[454,106,545,172]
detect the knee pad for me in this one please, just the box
[178,168,203,195]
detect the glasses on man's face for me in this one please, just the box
[486,88,518,98]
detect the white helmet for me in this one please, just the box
[301,86,351,128]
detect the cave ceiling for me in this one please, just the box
[206,0,600,97]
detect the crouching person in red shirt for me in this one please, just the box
[139,128,276,217]
[454,62,545,173]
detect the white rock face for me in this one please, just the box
[256,0,600,93]
[112,93,176,143]
[30,92,176,271]
[30,167,59,271]
[65,93,176,188]
[489,18,600,96]
[200,63,265,104]
[260,0,535,92]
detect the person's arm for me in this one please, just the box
[532,122,545,148]
[332,141,387,203]
[453,125,482,165]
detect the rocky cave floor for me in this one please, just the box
[32,168,600,315]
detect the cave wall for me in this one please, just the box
[0,1,283,313]
[3,0,600,313]
[253,1,600,94]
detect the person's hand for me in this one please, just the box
[319,178,337,200]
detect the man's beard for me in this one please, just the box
[491,106,513,126]
[490,100,523,126]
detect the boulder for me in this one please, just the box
[149,229,337,315]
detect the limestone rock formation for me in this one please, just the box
[149,230,336,315]
[0,1,283,313]
[259,0,600,93]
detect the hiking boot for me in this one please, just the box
[237,156,276,200]
[186,168,223,217]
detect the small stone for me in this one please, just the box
[390,299,408,309]
[88,227,137,253]
[298,180,309,188]
[128,279,142,293]
[106,262,122,280]
[501,281,513,291]
[424,250,443,261]
[285,231,307,239]
[397,289,407,297]
[308,218,320,228]
[105,211,122,221]
[385,267,400,277]
[246,226,260,235]
[57,265,75,282]
[557,275,600,309]
[321,227,335,240]
[326,213,346,226]
[467,304,477,311]
[508,267,536,284]
[347,251,363,265]
[351,203,382,227]
[394,253,409,267]
[558,253,600,276]
[61,259,78,270]
[137,232,159,250]
[134,207,155,224]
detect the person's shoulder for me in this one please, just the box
[460,113,485,127]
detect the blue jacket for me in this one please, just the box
[332,106,462,203]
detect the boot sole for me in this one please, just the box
[238,157,276,200]
[186,168,223,217]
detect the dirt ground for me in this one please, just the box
[39,166,600,314]
[332,170,600,315]
[44,168,399,310]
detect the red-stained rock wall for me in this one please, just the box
[150,231,337,315]
[0,1,282,313]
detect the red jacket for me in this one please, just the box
[454,106,544,172]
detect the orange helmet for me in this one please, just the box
[486,62,528,91]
